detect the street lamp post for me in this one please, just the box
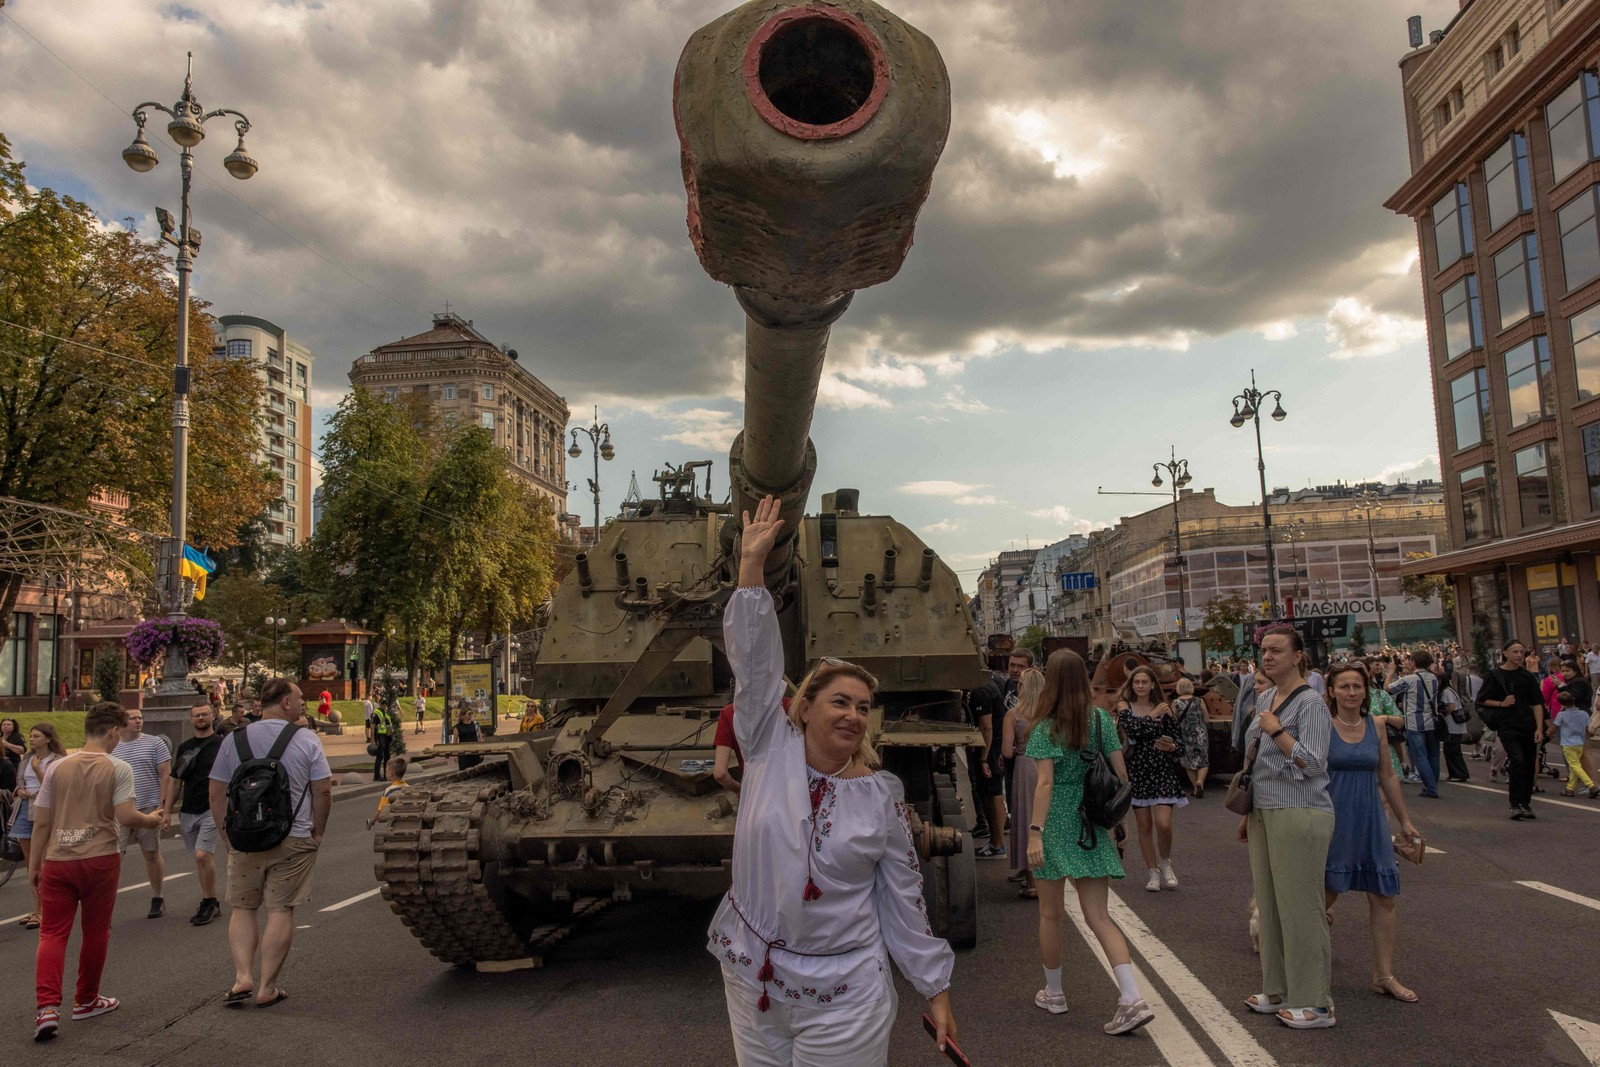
[45,576,73,712]
[1280,518,1307,610]
[123,53,257,697]
[1229,370,1287,621]
[1351,490,1389,650]
[1150,447,1193,636]
[568,407,615,537]
[266,615,286,674]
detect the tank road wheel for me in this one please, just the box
[374,766,529,966]
[923,768,978,949]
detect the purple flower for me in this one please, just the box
[124,618,226,668]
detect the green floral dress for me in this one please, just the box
[1026,708,1125,881]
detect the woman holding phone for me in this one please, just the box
[709,496,958,1065]
[1115,665,1186,892]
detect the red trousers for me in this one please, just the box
[36,854,121,1009]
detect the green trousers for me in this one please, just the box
[1248,806,1334,1010]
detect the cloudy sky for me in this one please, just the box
[0,0,1458,583]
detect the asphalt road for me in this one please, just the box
[3,762,1599,1067]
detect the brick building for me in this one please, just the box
[1386,0,1600,648]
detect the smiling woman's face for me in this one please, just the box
[801,676,873,764]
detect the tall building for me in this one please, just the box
[348,312,570,511]
[1385,0,1600,648]
[215,315,316,546]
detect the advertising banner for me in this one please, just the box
[449,659,497,731]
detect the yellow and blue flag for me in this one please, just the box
[180,544,217,600]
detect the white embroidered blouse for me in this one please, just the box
[707,587,955,1010]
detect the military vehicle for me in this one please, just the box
[374,0,989,967]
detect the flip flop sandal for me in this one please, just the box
[223,987,254,1006]
[23,914,40,930]
[256,990,289,1008]
[1244,994,1285,1014]
[1370,977,1418,1003]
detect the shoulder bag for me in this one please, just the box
[1477,668,1507,732]
[1224,683,1312,817]
[1077,710,1133,850]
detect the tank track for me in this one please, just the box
[374,765,528,965]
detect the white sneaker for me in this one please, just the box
[1145,868,1161,892]
[1034,989,1069,1014]
[1160,860,1178,889]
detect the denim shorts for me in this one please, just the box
[10,798,33,839]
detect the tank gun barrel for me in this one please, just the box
[675,0,949,580]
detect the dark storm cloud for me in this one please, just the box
[0,0,1455,407]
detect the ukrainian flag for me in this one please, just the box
[181,544,217,600]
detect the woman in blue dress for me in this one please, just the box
[1323,663,1422,1004]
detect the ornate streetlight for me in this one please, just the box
[1350,490,1389,649]
[568,406,615,537]
[1229,370,1287,620]
[265,615,287,674]
[1150,447,1193,636]
[123,53,257,696]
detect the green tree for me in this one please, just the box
[1471,622,1494,674]
[92,645,124,702]
[1018,624,1047,662]
[1347,622,1368,658]
[1197,593,1256,658]
[0,133,275,641]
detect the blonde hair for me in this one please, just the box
[1175,677,1194,697]
[788,658,881,769]
[1015,667,1046,726]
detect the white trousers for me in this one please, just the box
[722,967,897,1067]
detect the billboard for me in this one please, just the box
[449,659,496,731]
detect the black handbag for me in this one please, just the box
[1077,710,1133,850]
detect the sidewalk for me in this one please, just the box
[318,721,462,803]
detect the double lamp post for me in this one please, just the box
[1229,370,1288,622]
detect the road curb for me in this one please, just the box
[330,760,458,804]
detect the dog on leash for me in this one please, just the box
[1248,894,1332,953]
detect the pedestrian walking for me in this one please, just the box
[1025,648,1154,1034]
[207,677,332,1008]
[1323,664,1421,1004]
[1387,651,1442,799]
[413,693,426,734]
[1239,624,1335,1029]
[110,708,171,918]
[708,497,958,1063]
[1,716,24,767]
[29,702,163,1042]
[1553,687,1599,797]
[1369,660,1416,782]
[1585,644,1600,694]
[1476,640,1548,820]
[168,704,225,926]
[1171,677,1210,799]
[316,689,332,719]
[12,723,66,929]
[1115,665,1186,892]
[366,697,394,782]
[968,673,1009,860]
[454,704,483,769]
[1001,666,1045,898]
[1440,682,1472,782]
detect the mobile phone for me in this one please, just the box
[922,1013,972,1067]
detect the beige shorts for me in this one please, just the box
[117,822,161,854]
[226,836,321,911]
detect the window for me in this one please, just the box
[296,362,308,380]
[0,612,26,696]
[1460,463,1500,542]
[1504,336,1555,427]
[481,411,495,429]
[482,384,494,401]
[34,614,55,696]
[1559,185,1600,291]
[1485,132,1533,233]
[1494,234,1544,328]
[384,387,398,402]
[286,484,296,502]
[1514,443,1552,527]
[1435,83,1465,129]
[287,420,297,437]
[443,384,457,400]
[286,527,296,541]
[1582,423,1600,511]
[287,505,297,523]
[286,463,296,479]
[1441,275,1482,359]
[1450,368,1491,449]
[267,347,279,365]
[1432,183,1474,268]
[288,399,296,415]
[226,339,253,359]
[1486,24,1520,78]
[1546,71,1600,183]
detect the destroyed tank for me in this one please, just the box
[374,0,988,966]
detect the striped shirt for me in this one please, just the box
[1387,671,1441,732]
[111,732,172,810]
[1243,684,1332,814]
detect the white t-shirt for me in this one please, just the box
[1584,651,1600,676]
[208,719,332,838]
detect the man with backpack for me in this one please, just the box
[207,677,332,1007]
[1475,639,1548,820]
[1388,650,1443,799]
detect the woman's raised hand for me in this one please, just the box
[740,495,784,562]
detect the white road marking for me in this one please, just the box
[1062,887,1216,1067]
[1106,892,1281,1067]
[320,886,383,912]
[1448,781,1599,814]
[1552,1010,1600,1066]
[1516,881,1600,914]
[1425,846,1446,854]
[1,872,192,926]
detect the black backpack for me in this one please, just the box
[224,723,305,853]
[1077,710,1133,850]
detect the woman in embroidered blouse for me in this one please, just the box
[1237,624,1336,1029]
[709,496,958,1065]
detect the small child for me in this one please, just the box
[367,756,409,829]
[1553,688,1599,799]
